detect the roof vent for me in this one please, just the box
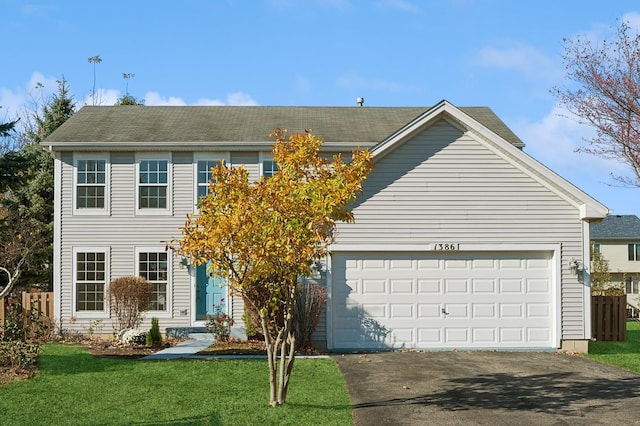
[356,97,364,107]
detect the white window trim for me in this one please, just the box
[73,153,110,216]
[193,152,230,211]
[259,152,277,178]
[135,153,172,216]
[72,246,110,319]
[135,246,173,319]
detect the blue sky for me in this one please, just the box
[2,0,640,217]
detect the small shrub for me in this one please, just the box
[241,305,262,340]
[294,282,327,351]
[0,341,40,372]
[108,276,154,331]
[206,299,234,342]
[117,328,148,345]
[0,301,52,343]
[146,317,162,347]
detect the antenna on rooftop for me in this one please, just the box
[356,97,364,107]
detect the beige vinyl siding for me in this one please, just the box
[59,151,265,332]
[335,119,585,340]
[231,152,259,181]
[58,152,195,331]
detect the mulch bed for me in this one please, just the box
[197,338,267,356]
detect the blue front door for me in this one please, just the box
[195,263,227,320]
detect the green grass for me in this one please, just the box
[588,321,640,373]
[0,344,352,426]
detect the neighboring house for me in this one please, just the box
[591,214,640,309]
[44,100,608,353]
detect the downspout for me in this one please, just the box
[582,219,592,341]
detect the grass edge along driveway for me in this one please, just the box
[588,320,640,374]
[0,344,352,426]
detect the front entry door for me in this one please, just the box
[195,263,227,321]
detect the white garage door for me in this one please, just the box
[330,251,556,350]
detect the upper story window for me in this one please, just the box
[629,243,640,261]
[194,153,229,210]
[197,160,217,199]
[260,153,278,178]
[136,154,171,215]
[74,154,109,215]
[262,160,278,178]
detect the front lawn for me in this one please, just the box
[588,321,640,373]
[0,344,352,425]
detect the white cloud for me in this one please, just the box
[375,0,420,13]
[622,12,640,30]
[514,105,629,185]
[0,72,64,120]
[144,92,187,106]
[314,0,352,9]
[220,91,259,106]
[145,91,258,106]
[80,88,120,107]
[473,43,561,82]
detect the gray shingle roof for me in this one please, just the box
[591,215,640,239]
[44,104,524,149]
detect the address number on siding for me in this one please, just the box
[433,243,460,251]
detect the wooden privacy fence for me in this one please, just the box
[592,295,627,342]
[0,291,54,325]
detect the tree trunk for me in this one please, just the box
[260,313,279,407]
[277,283,297,405]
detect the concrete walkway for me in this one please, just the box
[142,333,214,360]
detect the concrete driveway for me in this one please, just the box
[332,351,640,425]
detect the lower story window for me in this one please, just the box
[138,251,168,311]
[75,251,106,311]
[626,276,639,294]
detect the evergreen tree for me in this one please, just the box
[0,78,75,291]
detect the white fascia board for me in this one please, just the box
[47,140,376,153]
[371,100,449,160]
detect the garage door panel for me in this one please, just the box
[418,304,441,318]
[331,251,555,350]
[390,279,414,293]
[472,279,496,293]
[444,279,469,293]
[473,328,497,343]
[362,279,386,294]
[418,279,441,294]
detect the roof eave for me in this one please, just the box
[44,140,377,152]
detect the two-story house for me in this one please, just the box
[44,100,608,352]
[591,214,640,311]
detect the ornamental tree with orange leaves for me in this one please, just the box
[175,129,372,407]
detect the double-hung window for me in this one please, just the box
[74,248,109,315]
[194,153,229,209]
[260,153,278,178]
[137,248,170,313]
[74,154,109,214]
[628,243,640,261]
[136,154,171,214]
[626,276,639,294]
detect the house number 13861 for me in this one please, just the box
[433,243,460,251]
